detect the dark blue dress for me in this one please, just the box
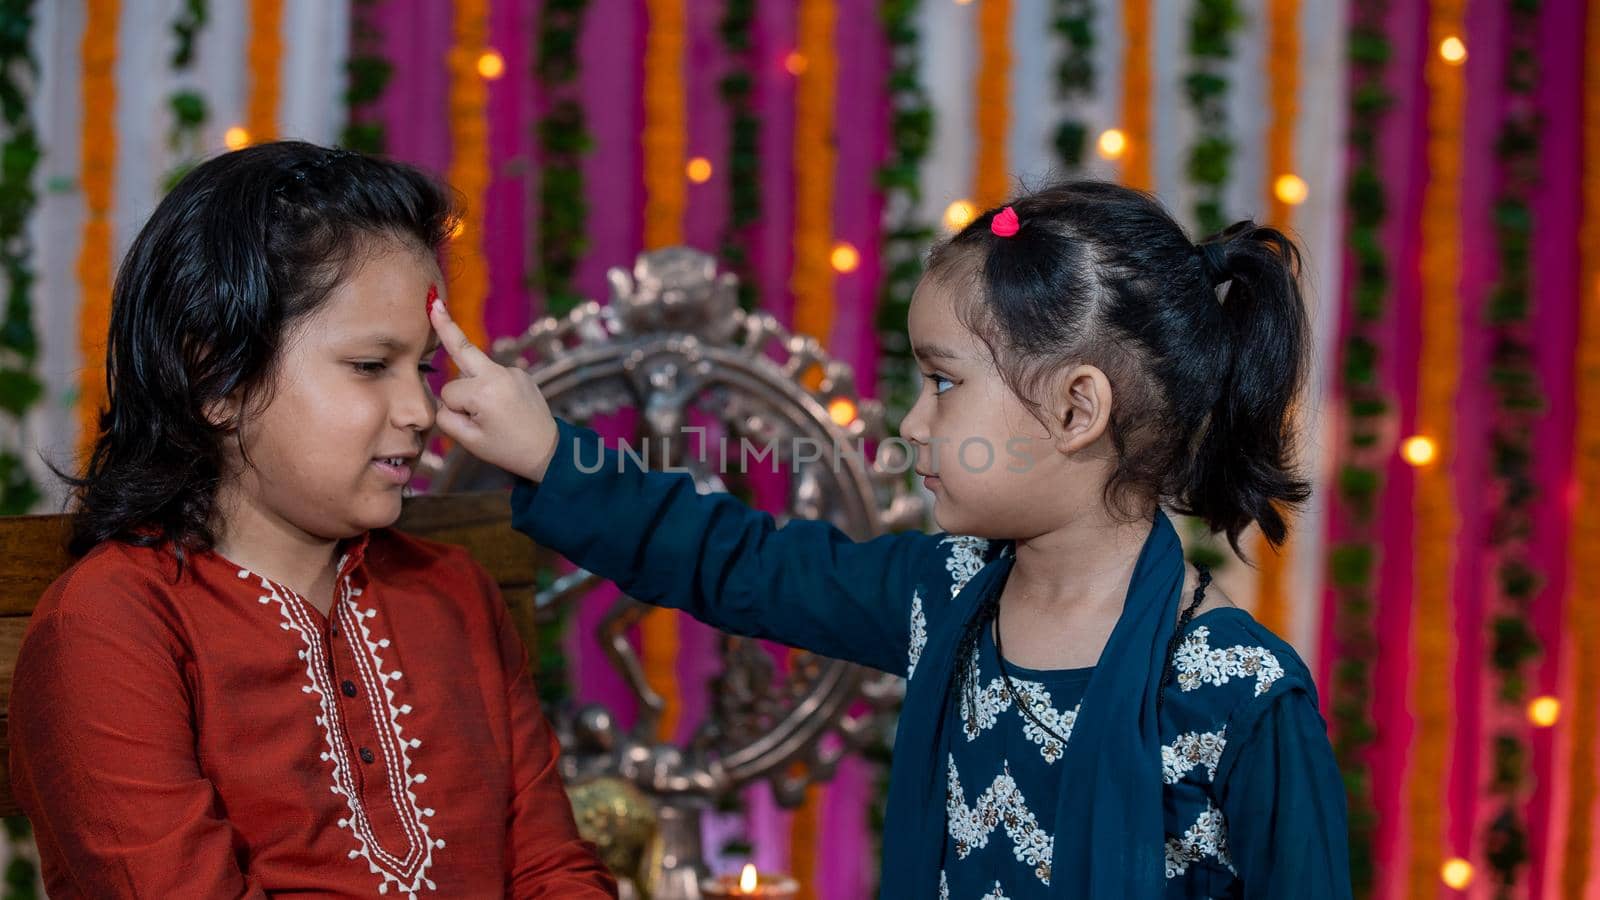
[939,604,1342,898]
[511,420,1351,899]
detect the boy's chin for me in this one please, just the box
[348,494,405,532]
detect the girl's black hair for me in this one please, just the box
[928,180,1311,556]
[58,141,460,565]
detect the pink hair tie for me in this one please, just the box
[991,206,1020,237]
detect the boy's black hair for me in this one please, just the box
[60,141,459,566]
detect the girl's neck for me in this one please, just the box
[1005,506,1156,616]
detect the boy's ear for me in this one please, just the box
[1050,364,1114,455]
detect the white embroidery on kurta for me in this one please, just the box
[908,589,927,680]
[939,870,950,900]
[942,536,989,600]
[249,567,441,898]
[957,654,1079,764]
[1173,626,1284,697]
[1164,802,1235,878]
[945,756,1054,886]
[1161,728,1227,784]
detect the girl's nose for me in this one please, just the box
[900,394,931,446]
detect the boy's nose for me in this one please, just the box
[392,381,437,432]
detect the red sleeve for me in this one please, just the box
[9,608,269,899]
[475,562,617,898]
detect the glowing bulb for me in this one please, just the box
[739,864,759,892]
[784,52,808,76]
[1528,695,1560,728]
[1402,436,1438,467]
[686,157,713,183]
[828,397,858,426]
[477,49,506,80]
[1097,128,1128,160]
[224,126,250,150]
[955,0,976,5]
[944,199,977,232]
[1440,36,1467,65]
[1441,858,1474,889]
[1274,174,1309,206]
[830,242,860,274]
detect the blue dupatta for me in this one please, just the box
[878,511,1185,899]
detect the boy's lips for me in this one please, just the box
[371,454,417,485]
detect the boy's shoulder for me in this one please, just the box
[20,540,214,669]
[365,527,478,571]
[364,527,499,591]
[32,539,185,623]
[363,528,507,611]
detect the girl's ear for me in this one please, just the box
[1051,364,1114,455]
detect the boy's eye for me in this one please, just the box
[924,373,955,395]
[352,360,439,376]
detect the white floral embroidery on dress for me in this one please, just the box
[957,655,1079,764]
[1161,728,1227,784]
[1173,625,1284,697]
[945,755,1054,886]
[908,589,927,680]
[942,535,990,600]
[979,882,1013,900]
[1164,802,1235,879]
[251,568,441,898]
[939,870,950,900]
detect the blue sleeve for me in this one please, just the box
[509,418,939,675]
[1216,688,1353,900]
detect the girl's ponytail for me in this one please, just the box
[1176,222,1311,553]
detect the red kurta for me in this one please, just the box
[10,529,617,899]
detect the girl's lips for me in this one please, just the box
[371,458,414,485]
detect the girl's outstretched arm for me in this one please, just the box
[512,418,934,673]
[429,301,937,675]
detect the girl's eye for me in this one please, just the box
[924,373,955,395]
[419,362,439,375]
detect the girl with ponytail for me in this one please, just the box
[428,180,1350,898]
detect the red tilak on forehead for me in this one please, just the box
[425,283,439,316]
